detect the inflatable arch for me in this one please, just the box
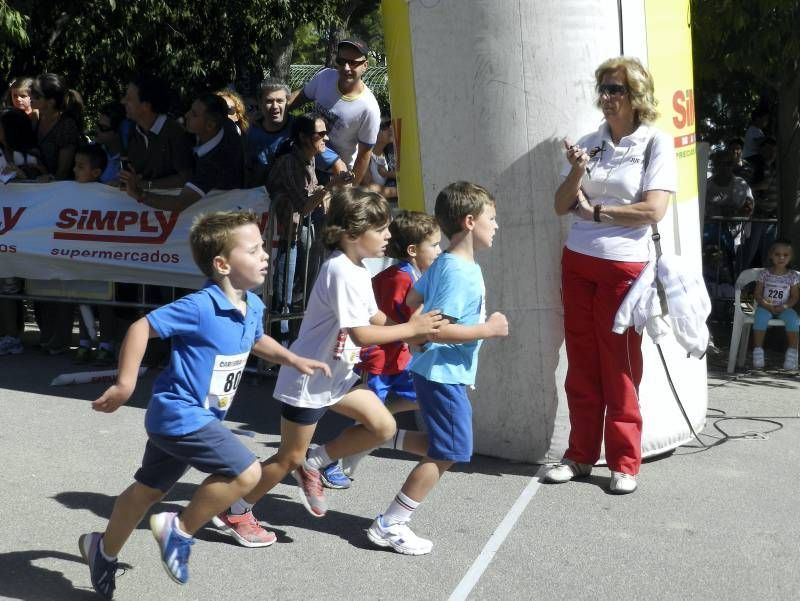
[382,0,705,463]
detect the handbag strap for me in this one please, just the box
[643,135,668,313]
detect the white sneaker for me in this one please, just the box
[367,515,432,555]
[543,459,592,483]
[609,471,638,494]
[752,347,765,369]
[783,349,798,371]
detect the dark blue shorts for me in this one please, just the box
[367,371,417,403]
[134,420,257,492]
[280,402,330,425]
[412,373,473,462]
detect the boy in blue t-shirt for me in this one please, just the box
[367,181,509,555]
[78,211,329,598]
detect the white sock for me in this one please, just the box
[380,429,407,451]
[230,498,254,515]
[99,536,117,561]
[305,444,332,470]
[382,491,420,526]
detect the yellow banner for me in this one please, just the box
[644,0,698,204]
[381,0,424,211]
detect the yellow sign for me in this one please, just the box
[645,0,698,205]
[382,0,424,211]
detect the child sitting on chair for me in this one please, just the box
[751,239,800,370]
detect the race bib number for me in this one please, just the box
[765,284,788,305]
[205,351,249,416]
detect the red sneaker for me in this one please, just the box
[291,465,327,517]
[211,510,276,547]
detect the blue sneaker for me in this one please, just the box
[320,461,352,489]
[150,512,194,585]
[78,532,117,599]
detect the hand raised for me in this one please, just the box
[486,311,509,338]
[563,138,589,171]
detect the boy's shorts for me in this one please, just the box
[135,420,257,492]
[412,373,472,462]
[367,371,417,403]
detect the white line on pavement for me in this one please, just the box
[448,466,548,601]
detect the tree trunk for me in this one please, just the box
[270,27,295,83]
[777,73,800,255]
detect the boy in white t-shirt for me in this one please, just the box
[213,188,444,546]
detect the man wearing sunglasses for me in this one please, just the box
[289,38,381,187]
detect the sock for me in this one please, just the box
[380,429,407,451]
[382,491,420,526]
[99,536,117,562]
[305,444,333,470]
[173,514,192,539]
[229,498,254,515]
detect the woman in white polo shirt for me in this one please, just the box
[548,57,677,494]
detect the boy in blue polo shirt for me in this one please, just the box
[78,211,329,598]
[366,181,509,555]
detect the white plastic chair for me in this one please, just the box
[727,268,786,373]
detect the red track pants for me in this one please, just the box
[561,247,647,475]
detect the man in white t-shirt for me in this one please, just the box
[289,38,381,186]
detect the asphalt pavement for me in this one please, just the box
[1,338,798,601]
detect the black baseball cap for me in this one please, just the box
[337,38,369,58]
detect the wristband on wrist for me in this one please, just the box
[593,204,602,222]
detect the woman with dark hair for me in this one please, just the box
[266,113,350,341]
[30,73,84,180]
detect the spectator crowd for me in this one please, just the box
[0,38,398,362]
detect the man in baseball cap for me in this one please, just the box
[289,37,380,187]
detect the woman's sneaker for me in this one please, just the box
[543,459,592,483]
[150,512,194,584]
[783,348,798,371]
[211,510,276,547]
[78,532,117,600]
[609,471,638,494]
[752,347,765,369]
[367,515,433,555]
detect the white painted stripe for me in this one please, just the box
[448,466,547,601]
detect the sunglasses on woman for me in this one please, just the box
[598,84,627,97]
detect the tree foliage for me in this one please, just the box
[1,0,381,120]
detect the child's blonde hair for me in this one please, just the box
[385,210,439,260]
[190,211,260,278]
[322,188,391,250]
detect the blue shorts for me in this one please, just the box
[134,420,257,492]
[280,402,329,425]
[367,371,417,403]
[753,306,800,332]
[412,373,472,462]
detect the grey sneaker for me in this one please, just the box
[783,348,798,371]
[543,459,593,483]
[609,471,638,494]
